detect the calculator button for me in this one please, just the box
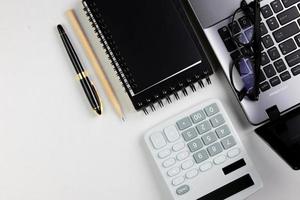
[204,103,219,116]
[214,154,227,165]
[182,128,198,142]
[201,132,218,145]
[182,159,194,170]
[210,114,225,128]
[215,125,231,138]
[164,126,180,142]
[173,142,185,152]
[221,136,237,150]
[172,176,185,186]
[150,132,167,149]
[176,117,192,130]
[163,158,176,168]
[199,162,212,172]
[190,110,206,123]
[196,121,212,135]
[158,149,171,159]
[176,185,190,196]
[187,139,203,152]
[227,148,241,158]
[186,169,198,179]
[177,151,189,161]
[167,167,181,177]
[207,143,223,157]
[193,149,209,164]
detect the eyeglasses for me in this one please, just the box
[229,0,261,101]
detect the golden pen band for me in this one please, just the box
[76,71,88,80]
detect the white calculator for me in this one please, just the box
[144,99,262,200]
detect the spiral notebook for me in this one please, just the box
[82,0,213,113]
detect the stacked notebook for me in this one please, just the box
[81,0,214,113]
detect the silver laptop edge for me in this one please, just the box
[188,0,300,125]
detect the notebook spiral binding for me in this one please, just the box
[82,0,212,115]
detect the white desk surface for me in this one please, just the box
[1,1,300,200]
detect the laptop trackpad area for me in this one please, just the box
[188,0,241,28]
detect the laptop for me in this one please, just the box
[188,0,300,125]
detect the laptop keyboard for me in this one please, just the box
[218,0,300,93]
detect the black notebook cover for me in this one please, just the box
[82,0,213,112]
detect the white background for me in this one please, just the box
[0,0,300,200]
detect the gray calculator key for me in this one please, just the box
[182,128,198,142]
[210,114,225,128]
[221,136,237,150]
[204,103,219,117]
[193,149,209,164]
[201,132,218,145]
[176,185,190,195]
[187,139,203,152]
[196,121,212,135]
[216,125,231,138]
[176,117,192,130]
[207,143,223,157]
[190,110,206,124]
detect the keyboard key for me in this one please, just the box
[277,6,300,25]
[182,128,198,142]
[291,65,300,75]
[164,126,180,142]
[193,149,209,163]
[295,34,300,47]
[238,16,252,29]
[204,103,219,116]
[221,136,237,150]
[150,132,167,149]
[260,81,271,92]
[182,159,194,170]
[210,114,225,128]
[172,176,185,186]
[190,110,206,124]
[167,167,181,177]
[273,22,299,43]
[227,148,241,158]
[282,0,300,8]
[186,169,198,179]
[214,154,227,165]
[163,158,176,168]
[261,52,271,66]
[224,38,238,52]
[260,23,268,36]
[196,121,212,135]
[231,51,242,60]
[268,47,281,60]
[201,132,218,145]
[158,149,171,159]
[207,143,223,157]
[176,185,190,196]
[241,47,253,56]
[270,76,281,86]
[262,35,274,49]
[173,142,185,152]
[285,49,300,67]
[218,26,231,39]
[188,139,203,152]
[263,64,277,78]
[215,125,231,138]
[177,151,190,161]
[280,38,297,55]
[177,117,192,130]
[229,21,241,35]
[258,70,267,83]
[274,59,287,72]
[271,0,284,13]
[199,162,212,172]
[267,17,279,30]
[261,5,273,18]
[280,71,292,81]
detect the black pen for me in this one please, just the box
[57,24,103,115]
